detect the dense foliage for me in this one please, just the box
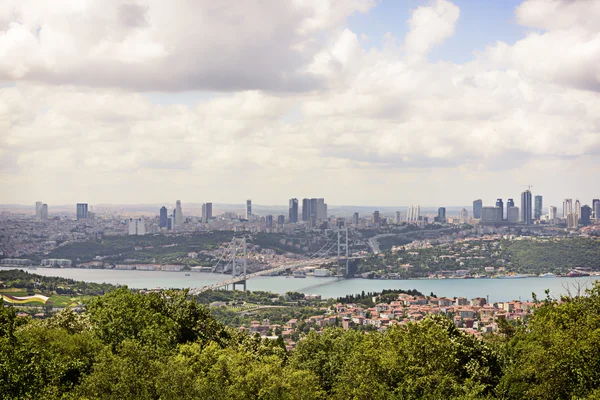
[0,269,115,296]
[3,284,600,399]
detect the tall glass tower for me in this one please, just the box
[521,190,533,225]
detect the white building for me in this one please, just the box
[128,218,146,235]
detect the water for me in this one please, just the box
[2,267,598,303]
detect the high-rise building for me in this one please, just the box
[127,218,146,235]
[521,190,533,225]
[563,199,573,217]
[41,204,48,221]
[76,203,88,220]
[506,199,514,219]
[549,206,557,220]
[288,198,298,223]
[175,200,183,226]
[507,206,519,222]
[35,201,43,220]
[534,195,543,220]
[372,211,380,225]
[481,207,502,222]
[575,200,581,221]
[594,202,600,221]
[317,198,326,220]
[581,205,592,226]
[159,206,168,228]
[593,199,600,218]
[265,215,273,229]
[202,202,212,223]
[437,207,446,223]
[302,198,311,222]
[395,211,402,224]
[167,216,174,230]
[246,200,252,219]
[567,212,578,229]
[460,208,468,219]
[473,199,483,219]
[352,212,359,225]
[277,215,285,229]
[495,199,504,220]
[310,198,318,220]
[406,205,420,222]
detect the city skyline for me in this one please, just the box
[1,0,599,206]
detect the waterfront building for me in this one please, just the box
[159,206,168,228]
[76,203,88,220]
[289,198,298,223]
[534,195,543,220]
[473,199,482,219]
[521,190,532,225]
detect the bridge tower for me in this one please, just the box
[337,227,349,276]
[231,237,247,292]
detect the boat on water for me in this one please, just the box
[496,274,528,279]
[185,273,190,276]
[539,273,556,278]
[293,275,306,279]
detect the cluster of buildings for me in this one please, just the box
[473,191,599,228]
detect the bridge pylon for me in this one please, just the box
[337,227,349,276]
[231,237,247,292]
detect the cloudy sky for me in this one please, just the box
[1,0,599,208]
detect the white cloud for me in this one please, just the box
[0,0,599,206]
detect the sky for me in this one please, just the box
[0,0,599,208]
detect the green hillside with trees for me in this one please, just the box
[3,284,600,398]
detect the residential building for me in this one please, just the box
[563,199,573,218]
[35,201,42,220]
[40,204,48,221]
[127,218,146,235]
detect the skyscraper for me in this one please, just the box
[372,211,380,225]
[246,200,252,219]
[310,198,318,221]
[437,207,446,223]
[581,205,592,226]
[495,199,504,220]
[507,207,519,222]
[521,190,532,225]
[460,208,468,219]
[506,199,514,219]
[473,199,482,219]
[575,200,581,222]
[395,211,401,224]
[35,201,42,220]
[406,205,420,222]
[317,198,326,220]
[563,199,573,217]
[128,218,146,235]
[549,206,557,220]
[352,212,359,225]
[202,202,212,223]
[534,195,543,220]
[302,198,311,221]
[288,198,298,223]
[594,202,600,221]
[265,215,273,229]
[76,203,88,220]
[277,215,285,229]
[41,204,48,221]
[175,200,183,226]
[159,206,168,228]
[593,199,600,218]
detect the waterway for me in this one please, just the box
[2,267,599,303]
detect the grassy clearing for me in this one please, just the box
[1,290,96,307]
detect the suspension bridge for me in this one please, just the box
[190,228,350,294]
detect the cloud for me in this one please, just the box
[0,0,374,92]
[404,0,460,59]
